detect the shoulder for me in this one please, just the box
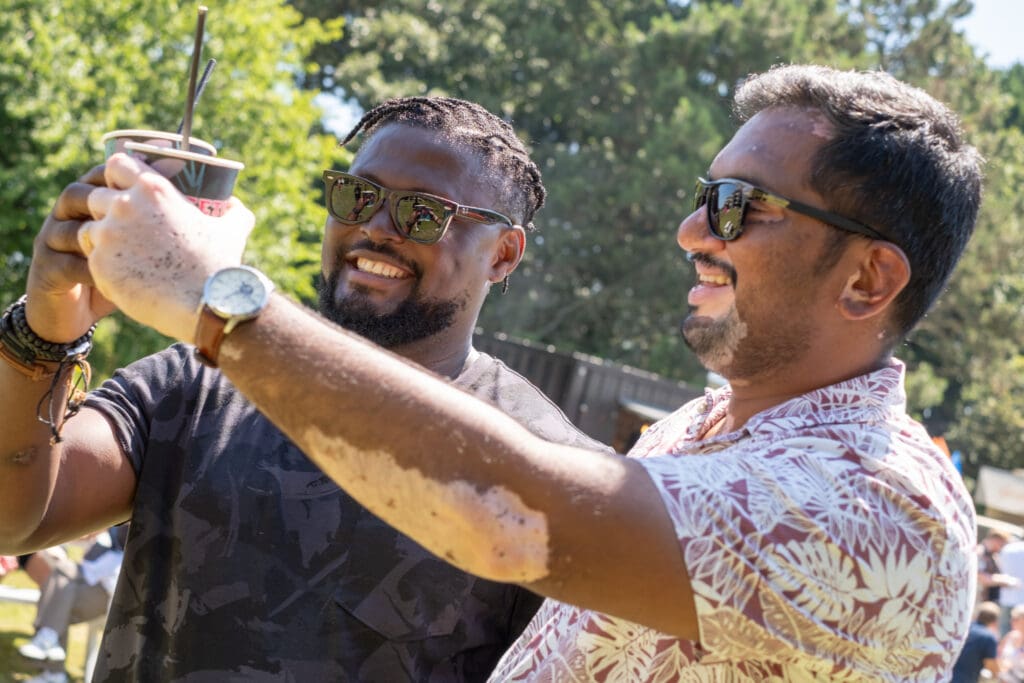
[457,352,611,452]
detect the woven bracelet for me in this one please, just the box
[1,296,96,364]
[0,296,96,443]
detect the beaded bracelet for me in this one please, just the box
[1,296,96,364]
[0,296,96,443]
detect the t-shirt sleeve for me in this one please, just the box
[459,353,613,454]
[84,344,196,474]
[984,633,999,660]
[637,436,974,675]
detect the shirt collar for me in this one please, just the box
[681,358,907,445]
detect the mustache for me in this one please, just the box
[686,251,737,285]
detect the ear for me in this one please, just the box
[488,225,526,284]
[836,242,910,321]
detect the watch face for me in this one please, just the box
[206,267,270,317]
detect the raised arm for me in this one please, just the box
[80,153,700,639]
[0,167,135,555]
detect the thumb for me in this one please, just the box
[221,196,256,241]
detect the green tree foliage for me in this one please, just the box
[0,0,343,378]
[290,0,1024,475]
[5,0,1024,479]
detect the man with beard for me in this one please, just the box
[17,65,982,680]
[0,96,606,681]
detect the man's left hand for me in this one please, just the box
[80,152,255,343]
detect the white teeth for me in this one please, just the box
[699,274,731,286]
[356,257,406,279]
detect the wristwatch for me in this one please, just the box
[193,265,275,367]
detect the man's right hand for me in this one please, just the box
[24,164,116,343]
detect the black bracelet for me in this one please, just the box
[0,296,95,364]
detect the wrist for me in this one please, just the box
[1,296,95,367]
[193,266,274,367]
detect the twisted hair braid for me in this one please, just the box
[341,96,546,232]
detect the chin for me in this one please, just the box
[681,313,746,377]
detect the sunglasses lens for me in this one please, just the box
[708,181,746,241]
[329,176,379,223]
[394,195,448,243]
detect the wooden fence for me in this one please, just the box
[473,331,703,451]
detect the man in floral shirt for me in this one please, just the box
[72,64,981,680]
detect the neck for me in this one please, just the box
[393,330,476,380]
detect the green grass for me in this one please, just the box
[0,570,91,683]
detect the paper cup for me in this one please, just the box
[102,129,217,158]
[123,141,243,217]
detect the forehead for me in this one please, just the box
[710,107,831,198]
[349,124,488,200]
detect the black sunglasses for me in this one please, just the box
[322,170,513,245]
[693,177,890,242]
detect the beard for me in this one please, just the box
[681,302,811,381]
[316,269,462,348]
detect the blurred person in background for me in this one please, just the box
[999,537,1024,634]
[17,526,127,683]
[953,601,1002,683]
[999,604,1024,682]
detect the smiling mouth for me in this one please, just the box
[354,257,409,280]
[698,273,731,286]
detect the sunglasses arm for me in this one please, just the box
[457,206,514,227]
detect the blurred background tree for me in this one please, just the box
[3,0,1024,483]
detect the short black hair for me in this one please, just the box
[734,65,984,338]
[341,96,546,232]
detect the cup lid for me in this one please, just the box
[123,141,244,170]
[102,129,218,156]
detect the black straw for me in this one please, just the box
[177,58,217,136]
[179,6,208,149]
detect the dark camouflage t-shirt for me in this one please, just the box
[85,344,607,682]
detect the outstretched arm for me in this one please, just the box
[81,153,700,638]
[223,295,698,637]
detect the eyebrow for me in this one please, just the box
[347,170,440,198]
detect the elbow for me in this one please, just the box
[0,452,50,554]
[0,512,45,555]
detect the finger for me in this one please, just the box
[38,217,87,255]
[103,152,147,190]
[78,222,95,257]
[43,251,95,287]
[85,186,123,221]
[79,163,109,187]
[53,181,105,221]
[222,196,256,238]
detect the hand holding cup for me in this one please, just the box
[79,151,253,343]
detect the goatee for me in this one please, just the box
[316,271,462,348]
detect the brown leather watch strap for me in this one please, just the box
[194,305,228,368]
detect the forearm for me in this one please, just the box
[219,294,568,582]
[216,294,697,637]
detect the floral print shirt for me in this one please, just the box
[491,359,976,682]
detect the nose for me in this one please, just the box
[676,204,724,254]
[360,198,406,243]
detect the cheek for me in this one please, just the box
[321,222,354,265]
[319,240,338,278]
